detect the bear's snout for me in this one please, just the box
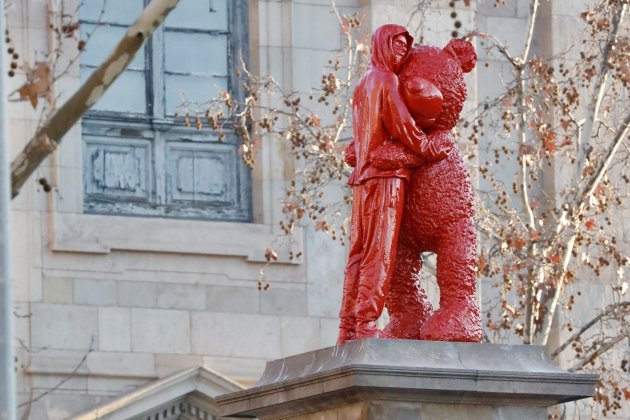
[402,77,443,129]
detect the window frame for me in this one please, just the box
[79,0,251,222]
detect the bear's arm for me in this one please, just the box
[381,76,450,162]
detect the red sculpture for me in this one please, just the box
[337,24,482,344]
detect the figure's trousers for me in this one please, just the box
[338,177,405,343]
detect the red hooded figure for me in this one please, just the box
[337,24,451,344]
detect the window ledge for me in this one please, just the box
[51,213,302,264]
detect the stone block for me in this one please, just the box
[57,123,83,169]
[9,118,29,162]
[207,285,260,313]
[98,307,131,352]
[13,303,31,353]
[319,317,339,348]
[368,401,420,420]
[42,276,73,304]
[155,354,203,377]
[493,406,547,420]
[118,281,158,307]
[484,16,528,58]
[157,283,206,310]
[29,348,92,376]
[11,209,42,303]
[551,15,586,59]
[28,373,88,393]
[131,308,190,354]
[74,278,117,306]
[87,376,151,394]
[479,0,517,17]
[337,402,367,420]
[260,287,307,316]
[20,393,109,420]
[552,0,591,17]
[292,3,342,50]
[191,312,281,359]
[86,351,155,377]
[422,403,493,419]
[258,0,284,47]
[203,356,267,386]
[476,60,514,102]
[517,0,532,18]
[55,167,85,214]
[24,0,48,29]
[306,229,345,318]
[31,304,98,350]
[291,48,336,93]
[280,316,320,357]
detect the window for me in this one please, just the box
[79,0,251,221]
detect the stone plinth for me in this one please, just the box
[216,339,598,419]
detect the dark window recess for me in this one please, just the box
[79,0,251,221]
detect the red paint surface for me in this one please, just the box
[338,27,481,344]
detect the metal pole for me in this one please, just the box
[0,0,16,416]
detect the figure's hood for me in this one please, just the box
[370,24,414,72]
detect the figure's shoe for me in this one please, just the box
[355,321,379,340]
[419,299,482,342]
[336,328,356,345]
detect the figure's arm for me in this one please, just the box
[381,75,451,162]
[343,141,356,167]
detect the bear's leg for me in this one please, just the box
[381,242,433,339]
[420,218,482,342]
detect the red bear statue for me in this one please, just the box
[383,39,482,342]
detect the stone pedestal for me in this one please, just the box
[216,339,598,419]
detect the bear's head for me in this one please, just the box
[399,39,477,131]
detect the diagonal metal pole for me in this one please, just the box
[0,0,16,417]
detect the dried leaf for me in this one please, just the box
[315,221,329,232]
[585,218,596,230]
[543,131,556,153]
[477,255,488,276]
[341,17,350,34]
[487,321,500,331]
[508,235,526,251]
[549,254,560,264]
[17,62,50,109]
[264,247,278,262]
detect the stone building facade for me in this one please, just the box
[8,0,623,418]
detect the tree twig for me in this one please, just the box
[550,301,630,358]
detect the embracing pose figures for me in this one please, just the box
[337,24,482,344]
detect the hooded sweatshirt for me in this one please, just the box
[348,24,445,186]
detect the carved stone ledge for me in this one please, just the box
[217,339,598,420]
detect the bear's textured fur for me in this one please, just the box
[380,39,483,342]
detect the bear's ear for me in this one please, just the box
[444,39,477,73]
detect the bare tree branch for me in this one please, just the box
[537,112,630,345]
[568,334,628,372]
[550,301,630,359]
[580,2,628,162]
[10,0,181,199]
